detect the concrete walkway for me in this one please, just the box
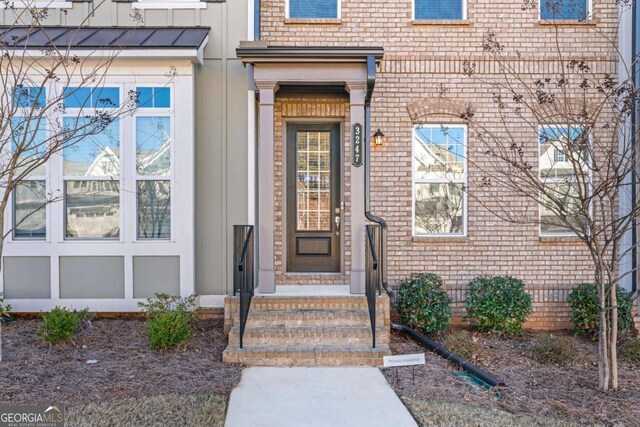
[225,367,418,427]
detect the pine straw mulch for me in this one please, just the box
[0,317,241,406]
[386,329,640,426]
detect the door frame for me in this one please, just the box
[281,119,344,275]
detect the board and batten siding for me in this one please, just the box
[0,1,249,310]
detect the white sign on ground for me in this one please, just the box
[383,353,425,368]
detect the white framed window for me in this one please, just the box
[412,124,467,236]
[539,125,590,236]
[10,88,48,240]
[539,0,591,20]
[286,0,341,19]
[0,0,72,9]
[413,0,467,20]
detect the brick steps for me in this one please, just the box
[223,294,391,366]
[222,345,391,367]
[228,325,389,346]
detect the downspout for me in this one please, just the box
[364,55,390,290]
[632,1,638,293]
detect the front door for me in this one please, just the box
[287,123,341,272]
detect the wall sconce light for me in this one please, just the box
[373,129,385,146]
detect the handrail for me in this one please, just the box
[233,225,255,349]
[365,224,382,348]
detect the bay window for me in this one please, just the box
[413,125,467,236]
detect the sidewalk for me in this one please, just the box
[225,367,418,427]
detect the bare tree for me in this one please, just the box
[0,2,144,358]
[433,1,637,390]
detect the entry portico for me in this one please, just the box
[237,43,384,294]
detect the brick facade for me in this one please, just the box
[261,0,621,329]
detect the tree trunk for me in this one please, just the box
[609,279,618,390]
[597,270,610,391]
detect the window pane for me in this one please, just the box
[63,87,91,108]
[136,116,171,176]
[540,0,587,20]
[540,182,586,234]
[539,125,588,179]
[415,183,464,235]
[63,118,120,176]
[137,180,170,239]
[415,0,463,20]
[296,131,331,231]
[63,87,119,108]
[136,87,171,108]
[65,181,120,238]
[414,126,465,181]
[14,181,46,239]
[11,116,47,176]
[290,0,338,18]
[14,86,46,108]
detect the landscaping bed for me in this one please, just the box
[386,329,640,426]
[0,317,241,407]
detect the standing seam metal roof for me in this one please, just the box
[0,26,211,49]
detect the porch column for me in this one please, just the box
[347,82,366,294]
[256,81,278,293]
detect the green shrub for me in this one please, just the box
[568,283,633,338]
[138,294,196,350]
[445,329,485,363]
[0,293,11,322]
[39,306,89,344]
[529,334,576,366]
[619,339,640,364]
[396,273,452,335]
[465,276,533,335]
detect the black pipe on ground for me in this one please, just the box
[391,323,505,388]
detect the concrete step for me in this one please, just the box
[222,344,392,367]
[228,325,389,346]
[239,309,385,328]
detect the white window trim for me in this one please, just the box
[411,124,468,238]
[133,1,207,10]
[412,0,468,21]
[2,72,196,308]
[0,1,72,9]
[538,124,591,237]
[538,0,593,21]
[285,0,342,19]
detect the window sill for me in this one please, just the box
[411,19,471,26]
[1,1,72,8]
[133,2,206,9]
[284,18,342,25]
[537,19,596,27]
[539,235,583,245]
[412,236,468,244]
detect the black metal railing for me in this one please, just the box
[233,225,255,349]
[365,224,383,348]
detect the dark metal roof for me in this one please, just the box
[0,26,210,50]
[237,45,384,62]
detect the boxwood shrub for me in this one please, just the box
[396,273,452,335]
[568,283,633,338]
[138,293,196,350]
[39,306,90,344]
[465,276,533,335]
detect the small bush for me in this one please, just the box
[0,293,11,322]
[445,329,485,363]
[39,306,89,344]
[530,334,576,366]
[568,283,633,338]
[396,273,452,335]
[465,276,533,335]
[619,339,640,364]
[138,293,196,350]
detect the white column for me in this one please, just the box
[256,81,278,293]
[347,82,367,294]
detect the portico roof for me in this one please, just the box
[236,42,384,63]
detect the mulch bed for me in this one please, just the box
[386,328,640,426]
[0,317,241,406]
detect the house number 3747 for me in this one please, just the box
[352,123,363,167]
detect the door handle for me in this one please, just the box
[334,214,340,236]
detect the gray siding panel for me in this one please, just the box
[3,257,51,299]
[133,256,180,298]
[60,256,125,298]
